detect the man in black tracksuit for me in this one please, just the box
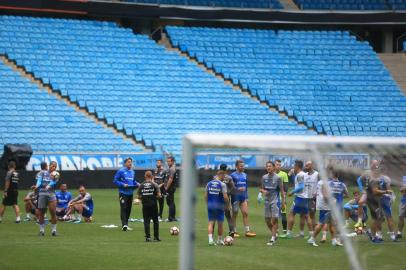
[137,171,161,242]
[165,156,178,222]
[153,159,166,221]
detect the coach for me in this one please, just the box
[113,157,140,231]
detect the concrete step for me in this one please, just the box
[278,0,300,10]
[378,53,406,94]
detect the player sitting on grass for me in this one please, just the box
[344,191,368,228]
[56,184,72,221]
[307,177,343,247]
[23,186,39,222]
[66,186,93,223]
[205,170,230,246]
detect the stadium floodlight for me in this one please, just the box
[180,134,406,270]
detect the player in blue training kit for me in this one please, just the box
[397,180,406,239]
[113,157,140,231]
[205,170,230,246]
[67,185,94,223]
[344,191,368,228]
[280,160,309,239]
[55,184,72,221]
[230,160,256,237]
[376,175,397,241]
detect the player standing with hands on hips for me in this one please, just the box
[114,157,140,231]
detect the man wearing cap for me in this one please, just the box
[113,157,140,231]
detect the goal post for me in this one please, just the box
[180,134,406,270]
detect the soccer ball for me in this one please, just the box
[133,198,141,205]
[355,226,363,235]
[170,226,180,235]
[224,236,234,246]
[51,171,60,180]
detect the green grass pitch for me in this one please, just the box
[0,187,405,270]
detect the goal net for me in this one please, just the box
[180,134,406,270]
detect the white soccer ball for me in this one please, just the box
[51,171,60,180]
[133,198,141,205]
[224,235,234,246]
[170,226,179,235]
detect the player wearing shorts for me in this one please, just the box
[397,182,406,239]
[260,161,285,246]
[153,159,166,221]
[35,161,60,236]
[24,186,39,221]
[205,170,229,246]
[217,163,235,236]
[67,185,93,223]
[55,184,72,221]
[230,160,256,237]
[275,159,289,234]
[344,191,368,228]
[307,179,342,247]
[0,161,21,223]
[377,175,397,241]
[280,160,308,239]
[365,165,392,243]
[354,159,379,228]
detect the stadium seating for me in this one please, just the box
[0,62,144,154]
[166,26,406,136]
[294,0,389,10]
[0,16,312,158]
[125,0,283,9]
[388,0,406,9]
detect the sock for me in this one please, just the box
[376,231,382,238]
[245,226,250,233]
[322,231,327,238]
[26,214,31,219]
[389,232,395,240]
[287,230,292,235]
[51,223,57,232]
[309,236,314,242]
[397,231,402,235]
[208,234,213,242]
[309,231,314,236]
[300,230,304,236]
[40,224,45,232]
[218,236,223,242]
[16,216,21,222]
[345,219,349,225]
[271,236,275,242]
[0,216,2,222]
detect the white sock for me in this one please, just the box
[16,216,21,222]
[300,230,304,236]
[389,232,395,240]
[218,236,223,241]
[287,230,292,235]
[40,224,45,232]
[26,214,31,219]
[208,234,213,242]
[322,231,327,238]
[309,231,314,236]
[397,231,402,235]
[245,226,250,233]
[271,236,275,242]
[51,224,57,232]
[357,217,362,223]
[309,236,314,241]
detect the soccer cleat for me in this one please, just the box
[145,237,152,242]
[245,231,256,237]
[38,231,45,236]
[354,221,363,228]
[233,232,240,238]
[332,239,343,247]
[266,240,275,246]
[294,234,305,239]
[126,227,133,231]
[208,241,216,246]
[15,220,21,224]
[51,231,57,237]
[320,238,326,243]
[23,217,31,222]
[279,233,292,239]
[371,237,383,244]
[73,220,82,224]
[396,233,402,240]
[307,239,318,247]
[153,237,161,242]
[365,230,373,241]
[217,240,225,246]
[122,225,128,231]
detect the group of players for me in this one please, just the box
[205,158,406,246]
[0,160,94,236]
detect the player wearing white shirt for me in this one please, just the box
[307,179,342,247]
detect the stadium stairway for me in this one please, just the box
[378,53,406,95]
[159,32,319,134]
[278,0,300,10]
[0,55,151,153]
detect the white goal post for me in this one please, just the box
[180,134,406,270]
